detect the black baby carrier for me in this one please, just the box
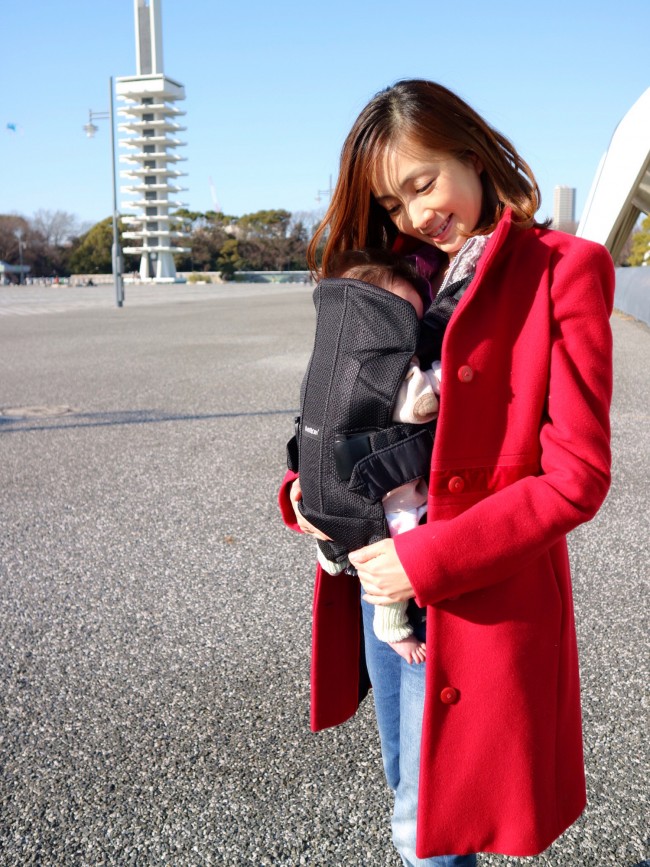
[287,276,445,569]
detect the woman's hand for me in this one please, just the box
[348,539,416,605]
[289,478,332,541]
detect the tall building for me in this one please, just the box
[116,0,190,282]
[553,186,576,230]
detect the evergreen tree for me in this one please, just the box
[67,218,138,274]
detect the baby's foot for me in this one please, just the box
[389,636,426,664]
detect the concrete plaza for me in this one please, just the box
[0,283,647,866]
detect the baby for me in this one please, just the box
[317,250,442,664]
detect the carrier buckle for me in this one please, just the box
[333,431,375,481]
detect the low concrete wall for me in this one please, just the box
[70,273,224,286]
[615,267,650,325]
[233,271,311,283]
[69,275,114,286]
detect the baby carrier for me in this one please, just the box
[287,273,470,569]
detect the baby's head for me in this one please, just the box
[330,249,430,319]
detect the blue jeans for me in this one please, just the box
[361,597,477,867]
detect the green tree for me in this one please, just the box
[67,218,137,274]
[189,224,231,272]
[205,211,239,229]
[217,238,245,280]
[236,209,308,270]
[174,208,203,225]
[173,210,240,272]
[627,215,650,266]
[173,207,314,275]
[237,209,292,239]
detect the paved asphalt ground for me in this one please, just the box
[0,283,647,867]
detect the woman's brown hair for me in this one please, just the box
[308,79,545,276]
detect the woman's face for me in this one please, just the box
[372,139,484,257]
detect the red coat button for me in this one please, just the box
[457,365,474,383]
[440,687,459,704]
[448,476,465,493]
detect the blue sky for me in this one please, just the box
[1,0,648,229]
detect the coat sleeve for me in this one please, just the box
[395,241,615,605]
[278,469,302,532]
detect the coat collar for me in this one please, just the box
[472,207,514,285]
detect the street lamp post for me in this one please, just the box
[83,76,124,308]
[14,228,26,285]
[316,174,334,204]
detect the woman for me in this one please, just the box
[279,79,614,865]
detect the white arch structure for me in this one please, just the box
[577,88,650,263]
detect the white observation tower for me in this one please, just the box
[116,0,189,282]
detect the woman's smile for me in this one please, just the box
[428,214,452,240]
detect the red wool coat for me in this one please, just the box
[279,210,615,858]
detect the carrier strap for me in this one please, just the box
[347,426,435,503]
[289,419,435,503]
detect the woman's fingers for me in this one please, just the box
[289,478,302,504]
[350,539,416,604]
[290,479,332,540]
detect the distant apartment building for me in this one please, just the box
[553,186,577,231]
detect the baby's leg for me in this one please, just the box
[373,601,426,665]
[316,543,349,575]
[376,506,428,663]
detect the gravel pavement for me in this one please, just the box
[0,284,647,866]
